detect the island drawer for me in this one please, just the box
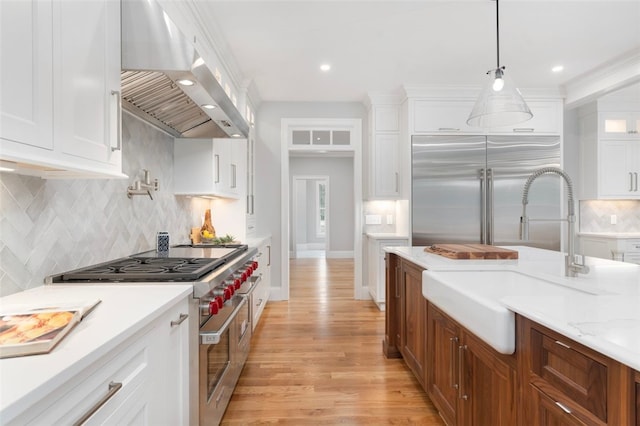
[519,318,634,426]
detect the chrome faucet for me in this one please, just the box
[520,167,589,277]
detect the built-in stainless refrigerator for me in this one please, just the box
[411,135,562,251]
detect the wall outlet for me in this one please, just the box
[386,215,394,225]
[611,214,617,225]
[365,214,382,225]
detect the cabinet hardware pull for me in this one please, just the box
[480,168,487,244]
[110,90,122,152]
[555,401,572,414]
[630,172,634,192]
[554,340,571,349]
[73,381,122,425]
[170,313,188,327]
[458,344,468,400]
[438,127,460,131]
[487,168,494,245]
[512,128,535,133]
[231,164,237,188]
[634,172,638,191]
[256,298,263,307]
[395,172,399,193]
[215,154,220,183]
[449,337,459,390]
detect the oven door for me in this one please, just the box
[199,298,246,426]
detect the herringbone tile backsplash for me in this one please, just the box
[580,200,640,233]
[0,114,212,296]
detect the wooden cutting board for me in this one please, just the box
[424,244,519,259]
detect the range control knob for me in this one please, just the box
[252,260,259,270]
[214,296,224,309]
[208,300,219,315]
[224,286,234,299]
[233,278,242,290]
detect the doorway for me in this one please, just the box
[292,176,329,259]
[280,118,364,301]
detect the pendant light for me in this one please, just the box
[467,0,532,128]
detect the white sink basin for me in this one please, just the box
[422,269,603,354]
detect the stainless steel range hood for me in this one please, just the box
[121,0,249,138]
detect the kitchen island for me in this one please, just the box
[0,284,192,425]
[385,245,639,425]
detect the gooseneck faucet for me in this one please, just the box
[520,167,589,277]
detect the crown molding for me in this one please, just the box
[563,48,640,109]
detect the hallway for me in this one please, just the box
[221,258,443,425]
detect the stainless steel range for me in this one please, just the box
[48,244,261,426]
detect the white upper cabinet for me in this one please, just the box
[599,112,640,139]
[578,100,640,200]
[368,104,402,199]
[0,0,124,178]
[410,98,562,135]
[174,138,247,199]
[0,0,53,150]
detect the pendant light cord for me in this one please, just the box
[496,0,500,69]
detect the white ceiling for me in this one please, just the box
[197,1,640,103]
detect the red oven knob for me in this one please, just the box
[241,271,248,282]
[245,267,253,277]
[208,300,219,315]
[252,260,259,270]
[233,278,241,290]
[214,296,224,309]
[223,287,233,300]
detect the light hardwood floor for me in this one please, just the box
[221,258,444,425]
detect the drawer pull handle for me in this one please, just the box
[555,401,572,414]
[449,337,459,390]
[171,313,188,327]
[512,128,535,133]
[438,127,460,132]
[458,344,468,400]
[73,381,123,425]
[554,340,571,349]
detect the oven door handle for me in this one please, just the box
[200,298,247,345]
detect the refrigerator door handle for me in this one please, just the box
[480,168,487,244]
[487,168,494,245]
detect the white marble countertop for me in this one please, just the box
[365,233,410,239]
[386,245,640,371]
[579,232,640,239]
[0,284,192,421]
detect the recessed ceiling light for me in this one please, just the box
[231,133,242,138]
[177,79,195,86]
[320,63,331,72]
[202,104,217,109]
[551,65,564,73]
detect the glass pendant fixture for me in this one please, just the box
[467,0,532,128]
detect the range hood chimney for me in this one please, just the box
[121,0,249,139]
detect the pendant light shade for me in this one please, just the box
[467,0,533,128]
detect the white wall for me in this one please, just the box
[254,102,366,297]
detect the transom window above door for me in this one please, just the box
[286,120,356,153]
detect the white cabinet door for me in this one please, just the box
[372,134,400,198]
[599,140,640,198]
[0,0,123,178]
[367,237,408,310]
[488,100,562,134]
[0,0,53,150]
[56,0,121,168]
[412,99,478,134]
[252,238,271,331]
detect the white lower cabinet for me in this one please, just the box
[252,238,271,331]
[367,235,408,311]
[6,297,190,426]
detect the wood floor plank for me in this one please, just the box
[221,258,443,425]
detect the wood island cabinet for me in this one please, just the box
[427,303,517,426]
[383,254,427,389]
[636,371,640,426]
[398,258,428,389]
[518,316,635,426]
